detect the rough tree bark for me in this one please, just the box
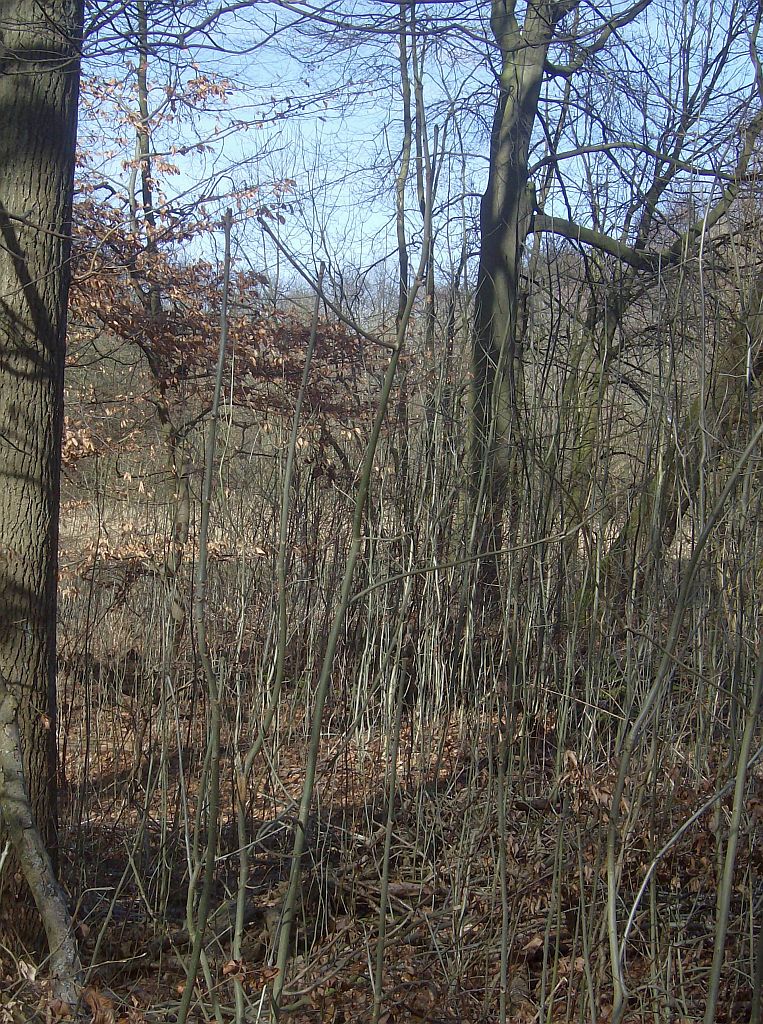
[0,0,83,973]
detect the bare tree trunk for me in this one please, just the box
[472,0,573,600]
[130,0,190,653]
[0,0,83,966]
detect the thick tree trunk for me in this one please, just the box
[472,0,572,598]
[0,0,83,951]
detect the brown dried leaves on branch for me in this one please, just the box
[69,195,371,423]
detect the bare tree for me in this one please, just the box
[471,0,762,603]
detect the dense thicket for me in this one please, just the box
[0,2,761,1021]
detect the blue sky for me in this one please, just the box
[77,0,762,306]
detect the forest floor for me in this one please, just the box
[2,680,758,1024]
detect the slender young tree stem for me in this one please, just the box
[232,264,324,1023]
[176,210,233,1024]
[608,422,763,1023]
[704,647,763,1024]
[270,140,436,1021]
